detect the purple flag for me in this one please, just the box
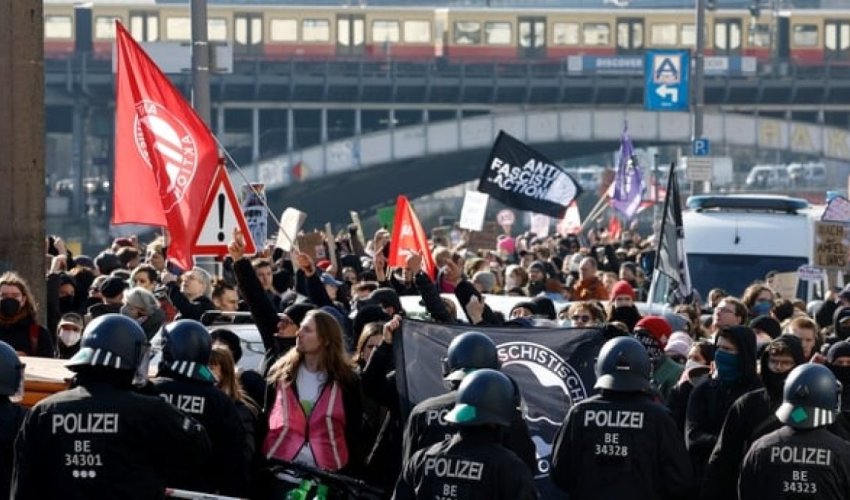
[610,124,645,220]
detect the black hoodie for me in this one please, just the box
[822,306,850,354]
[699,335,804,500]
[685,325,761,483]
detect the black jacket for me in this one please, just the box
[361,341,403,494]
[551,391,694,500]
[165,284,216,322]
[12,376,210,500]
[401,390,537,475]
[0,316,53,358]
[149,370,249,497]
[700,334,805,500]
[685,325,761,482]
[393,430,538,500]
[739,426,850,500]
[1,399,26,498]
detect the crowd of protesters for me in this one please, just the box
[3,220,850,499]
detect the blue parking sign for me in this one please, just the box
[693,138,710,156]
[645,51,690,111]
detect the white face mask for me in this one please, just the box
[58,328,81,347]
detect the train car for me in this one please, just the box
[41,1,850,69]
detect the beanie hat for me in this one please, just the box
[531,296,556,320]
[528,260,547,275]
[471,271,496,293]
[634,316,673,349]
[510,301,539,317]
[750,315,781,340]
[827,340,850,364]
[497,235,516,255]
[610,280,636,301]
[94,251,122,275]
[665,331,693,358]
[99,276,128,299]
[284,303,314,326]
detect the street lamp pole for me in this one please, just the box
[191,0,211,126]
[692,0,707,194]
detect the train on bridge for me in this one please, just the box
[43,1,850,70]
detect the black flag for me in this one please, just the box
[651,162,693,303]
[478,131,582,218]
[394,319,606,499]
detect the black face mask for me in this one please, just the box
[611,306,641,332]
[58,296,76,313]
[830,365,850,387]
[0,298,21,317]
[762,368,790,402]
[837,327,850,340]
[85,296,101,309]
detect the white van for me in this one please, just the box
[745,165,789,189]
[682,194,823,299]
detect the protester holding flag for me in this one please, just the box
[609,124,645,221]
[164,267,216,322]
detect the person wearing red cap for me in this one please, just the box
[633,316,683,403]
[607,280,642,332]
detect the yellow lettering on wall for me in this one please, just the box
[790,125,814,153]
[826,130,850,161]
[759,121,781,147]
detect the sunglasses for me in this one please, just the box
[571,314,591,323]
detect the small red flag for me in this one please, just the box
[389,195,437,279]
[112,22,219,270]
[607,215,622,242]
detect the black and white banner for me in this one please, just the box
[394,320,606,498]
[478,131,582,218]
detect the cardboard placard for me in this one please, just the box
[771,271,799,300]
[296,232,326,261]
[466,221,501,252]
[349,211,366,247]
[325,222,338,272]
[275,207,307,252]
[822,195,850,223]
[798,264,825,283]
[815,221,849,270]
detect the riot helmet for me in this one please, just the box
[445,368,515,427]
[442,331,500,383]
[776,363,841,429]
[67,314,150,385]
[159,319,214,382]
[0,341,25,401]
[594,336,651,392]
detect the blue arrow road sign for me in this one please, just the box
[645,50,690,111]
[693,138,710,156]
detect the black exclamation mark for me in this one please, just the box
[217,193,226,242]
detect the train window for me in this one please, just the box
[454,22,481,45]
[714,21,741,50]
[681,24,696,47]
[303,19,330,42]
[130,12,159,42]
[235,16,262,45]
[209,18,227,42]
[583,23,610,46]
[94,16,121,39]
[403,20,431,43]
[793,24,818,47]
[373,20,400,43]
[270,19,297,42]
[519,19,544,48]
[485,22,511,45]
[749,23,770,48]
[45,15,72,39]
[166,17,191,41]
[553,22,579,45]
[825,23,850,51]
[650,23,677,46]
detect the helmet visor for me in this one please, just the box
[10,363,25,403]
[133,344,152,387]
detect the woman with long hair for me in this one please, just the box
[262,310,363,481]
[209,346,259,467]
[0,272,53,357]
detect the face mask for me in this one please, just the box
[837,327,850,340]
[558,319,570,328]
[634,330,664,366]
[0,298,21,317]
[58,328,81,347]
[830,365,850,387]
[761,367,790,400]
[751,301,772,317]
[58,296,76,312]
[714,350,741,382]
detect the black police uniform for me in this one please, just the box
[1,399,26,497]
[12,378,210,500]
[401,390,537,473]
[739,426,850,500]
[394,430,537,500]
[550,391,694,500]
[149,368,249,497]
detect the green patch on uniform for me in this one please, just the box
[791,407,808,423]
[197,364,216,383]
[448,404,477,423]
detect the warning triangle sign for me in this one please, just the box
[192,167,257,257]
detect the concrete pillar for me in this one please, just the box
[0,0,46,318]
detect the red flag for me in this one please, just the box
[112,22,218,270]
[389,195,437,279]
[607,215,622,242]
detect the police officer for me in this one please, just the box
[12,314,210,499]
[1,341,26,496]
[148,319,248,497]
[550,336,694,499]
[393,369,538,500]
[739,363,850,500]
[401,331,536,473]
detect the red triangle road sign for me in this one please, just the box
[191,166,257,257]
